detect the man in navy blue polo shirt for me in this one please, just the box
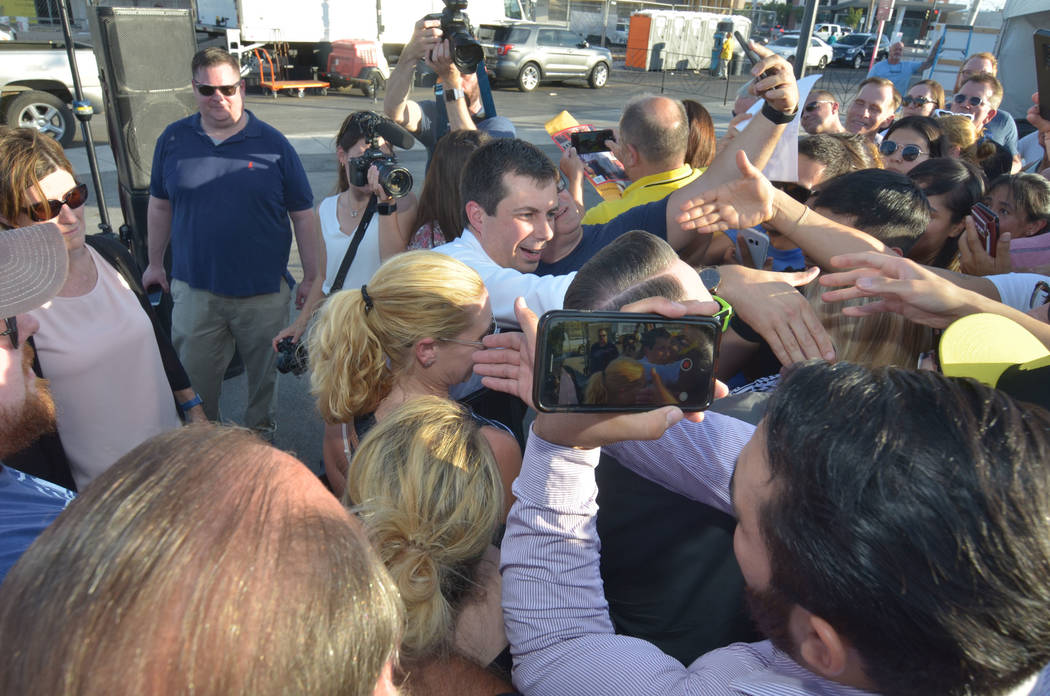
[144,48,319,438]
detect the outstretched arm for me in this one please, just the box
[383,18,442,132]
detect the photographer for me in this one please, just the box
[384,14,515,156]
[271,111,418,350]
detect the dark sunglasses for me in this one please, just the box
[772,180,812,203]
[804,100,834,112]
[953,94,984,107]
[901,95,934,107]
[438,320,500,349]
[879,140,926,161]
[28,182,89,222]
[193,80,240,97]
[1,316,17,349]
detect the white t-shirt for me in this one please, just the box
[30,246,182,489]
[988,272,1050,311]
[319,194,381,295]
[433,229,576,327]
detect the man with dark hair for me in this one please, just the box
[0,425,404,696]
[495,354,1050,695]
[0,222,75,580]
[144,47,320,438]
[845,76,899,138]
[436,44,802,326]
[797,132,878,189]
[800,89,845,135]
[809,168,930,255]
[581,94,700,225]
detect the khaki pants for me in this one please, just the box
[171,279,290,436]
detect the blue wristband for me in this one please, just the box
[179,394,203,413]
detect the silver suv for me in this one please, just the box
[478,23,613,92]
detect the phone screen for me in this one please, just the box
[571,129,613,155]
[533,311,720,413]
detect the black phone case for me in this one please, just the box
[1035,30,1050,120]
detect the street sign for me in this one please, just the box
[876,0,895,23]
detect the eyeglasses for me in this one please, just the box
[1,316,18,349]
[193,80,240,97]
[439,320,500,349]
[935,108,973,121]
[1030,281,1050,310]
[804,100,834,112]
[901,95,934,107]
[711,295,734,333]
[27,182,89,222]
[879,140,926,161]
[953,94,985,107]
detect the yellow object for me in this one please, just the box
[581,165,703,225]
[721,34,734,60]
[545,110,625,202]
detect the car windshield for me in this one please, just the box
[772,37,798,47]
[838,34,867,46]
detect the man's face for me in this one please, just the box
[887,42,903,63]
[731,424,798,656]
[193,63,244,129]
[901,83,938,118]
[597,329,608,345]
[952,80,997,130]
[956,57,995,91]
[801,98,840,135]
[0,314,56,459]
[469,172,557,273]
[644,337,671,364]
[846,84,895,136]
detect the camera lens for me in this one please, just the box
[451,33,484,74]
[377,162,413,198]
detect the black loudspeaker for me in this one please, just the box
[89,7,198,268]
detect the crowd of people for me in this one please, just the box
[3,16,1050,696]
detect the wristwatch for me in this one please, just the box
[377,200,397,216]
[444,87,465,102]
[699,266,720,295]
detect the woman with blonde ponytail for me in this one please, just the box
[347,397,509,693]
[309,250,520,510]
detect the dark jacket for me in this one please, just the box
[6,234,190,491]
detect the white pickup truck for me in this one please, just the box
[0,40,103,147]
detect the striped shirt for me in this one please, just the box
[502,414,1050,696]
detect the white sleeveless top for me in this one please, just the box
[319,193,382,295]
[29,246,182,490]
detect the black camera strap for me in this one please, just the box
[330,194,378,294]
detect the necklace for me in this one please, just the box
[342,192,369,218]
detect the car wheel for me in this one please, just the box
[517,62,540,92]
[5,90,75,147]
[852,52,863,69]
[588,62,609,89]
[817,55,828,69]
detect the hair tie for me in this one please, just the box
[360,284,374,313]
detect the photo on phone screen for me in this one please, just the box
[533,311,721,413]
[1035,29,1050,120]
[570,129,614,155]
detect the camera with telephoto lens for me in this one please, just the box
[425,0,484,75]
[347,112,413,199]
[275,337,308,376]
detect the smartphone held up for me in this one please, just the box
[533,311,721,413]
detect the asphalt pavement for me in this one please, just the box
[62,64,864,470]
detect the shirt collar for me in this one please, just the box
[622,164,696,196]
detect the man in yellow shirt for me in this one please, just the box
[717,31,733,80]
[582,95,703,226]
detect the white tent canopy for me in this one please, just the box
[995,0,1050,117]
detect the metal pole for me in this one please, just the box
[600,0,610,47]
[792,0,818,79]
[58,0,112,235]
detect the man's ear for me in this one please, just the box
[465,200,486,235]
[798,613,849,678]
[982,109,997,129]
[889,246,904,257]
[831,102,840,114]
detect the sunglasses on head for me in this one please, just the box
[804,100,834,112]
[879,140,926,161]
[28,182,89,222]
[193,80,239,97]
[953,94,984,107]
[901,95,934,107]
